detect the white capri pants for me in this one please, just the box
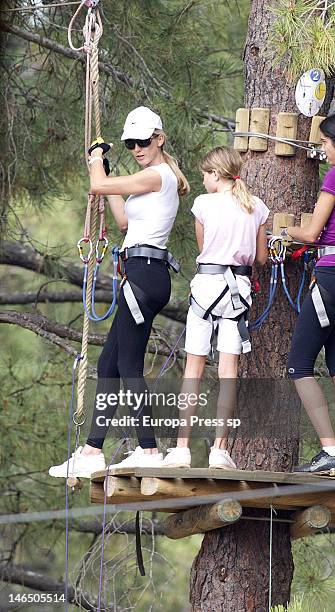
[184,273,252,356]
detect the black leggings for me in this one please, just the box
[288,267,335,379]
[86,256,171,449]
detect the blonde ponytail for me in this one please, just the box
[155,130,190,196]
[232,178,254,214]
[200,147,255,214]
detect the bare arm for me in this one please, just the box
[106,195,128,233]
[89,153,162,196]
[195,219,204,252]
[287,191,335,243]
[255,223,268,265]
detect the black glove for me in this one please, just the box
[88,137,111,156]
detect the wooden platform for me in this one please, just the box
[90,467,335,515]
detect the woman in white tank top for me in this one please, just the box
[49,107,190,478]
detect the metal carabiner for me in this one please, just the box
[95,236,109,263]
[112,247,119,279]
[72,410,86,427]
[77,238,93,263]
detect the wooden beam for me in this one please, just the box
[290,504,332,540]
[163,500,242,539]
[140,476,335,511]
[104,476,142,498]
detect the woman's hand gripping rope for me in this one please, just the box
[88,138,113,175]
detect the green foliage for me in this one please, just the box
[269,0,335,80]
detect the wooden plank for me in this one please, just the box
[275,112,298,156]
[125,467,335,487]
[91,467,136,482]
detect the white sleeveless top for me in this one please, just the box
[121,163,179,250]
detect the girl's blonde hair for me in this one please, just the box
[154,130,190,196]
[200,146,254,213]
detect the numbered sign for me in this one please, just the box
[295,69,326,117]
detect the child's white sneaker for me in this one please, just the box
[107,446,163,469]
[209,447,237,469]
[48,446,106,479]
[161,447,191,468]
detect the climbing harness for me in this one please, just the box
[189,263,252,353]
[119,245,180,325]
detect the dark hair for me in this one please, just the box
[320,114,335,146]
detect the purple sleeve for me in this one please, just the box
[321,167,335,196]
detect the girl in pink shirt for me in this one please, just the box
[162,147,269,469]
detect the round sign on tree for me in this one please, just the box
[295,69,326,116]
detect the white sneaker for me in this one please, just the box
[161,447,191,468]
[48,446,106,479]
[107,446,164,469]
[209,447,237,470]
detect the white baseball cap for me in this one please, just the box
[121,106,163,141]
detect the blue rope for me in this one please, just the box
[82,247,119,322]
[296,268,306,314]
[65,354,82,612]
[280,261,298,312]
[249,264,278,331]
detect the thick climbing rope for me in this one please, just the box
[68,0,104,428]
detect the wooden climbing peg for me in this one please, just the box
[249,108,270,151]
[272,213,295,236]
[275,112,298,156]
[307,116,326,158]
[234,108,250,152]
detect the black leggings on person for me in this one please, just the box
[86,256,171,449]
[288,267,335,379]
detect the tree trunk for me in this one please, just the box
[190,1,335,610]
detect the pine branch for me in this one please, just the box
[0,563,108,611]
[0,309,185,363]
[0,22,235,130]
[73,517,165,536]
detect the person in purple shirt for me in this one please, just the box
[284,114,335,473]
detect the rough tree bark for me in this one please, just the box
[190,2,335,611]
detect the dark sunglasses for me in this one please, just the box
[124,134,158,150]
